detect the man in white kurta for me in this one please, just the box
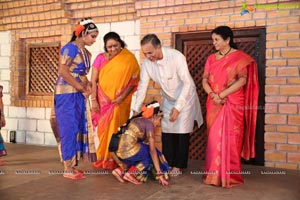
[132,34,203,175]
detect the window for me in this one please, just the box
[26,43,59,96]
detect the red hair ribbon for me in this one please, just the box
[75,24,85,37]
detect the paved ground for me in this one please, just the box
[0,143,299,200]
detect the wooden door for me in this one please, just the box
[174,28,266,165]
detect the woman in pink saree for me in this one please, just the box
[202,26,259,188]
[91,32,140,169]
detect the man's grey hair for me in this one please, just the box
[140,34,161,47]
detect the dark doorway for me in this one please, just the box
[174,27,266,165]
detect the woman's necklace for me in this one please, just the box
[74,40,90,71]
[219,47,231,56]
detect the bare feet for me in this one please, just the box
[0,161,6,166]
[169,167,182,177]
[63,170,86,180]
[123,173,142,185]
[112,168,125,183]
[72,167,84,174]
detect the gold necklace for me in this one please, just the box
[219,47,231,56]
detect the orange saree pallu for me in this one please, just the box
[93,48,140,169]
[203,51,259,188]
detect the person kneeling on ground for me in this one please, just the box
[109,101,169,186]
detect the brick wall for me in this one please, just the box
[0,0,299,170]
[135,0,300,170]
[0,0,140,146]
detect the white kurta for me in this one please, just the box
[133,47,203,133]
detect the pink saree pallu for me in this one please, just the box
[202,50,259,188]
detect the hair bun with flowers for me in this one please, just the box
[75,24,85,37]
[75,18,98,37]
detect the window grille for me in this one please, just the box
[27,43,59,96]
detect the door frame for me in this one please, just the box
[174,27,266,165]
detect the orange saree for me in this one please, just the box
[202,50,259,188]
[93,48,140,169]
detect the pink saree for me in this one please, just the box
[203,50,259,188]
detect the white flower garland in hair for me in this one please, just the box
[80,19,94,25]
[147,102,160,109]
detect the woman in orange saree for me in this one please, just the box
[91,32,140,169]
[202,26,259,188]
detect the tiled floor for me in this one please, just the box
[0,143,299,200]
